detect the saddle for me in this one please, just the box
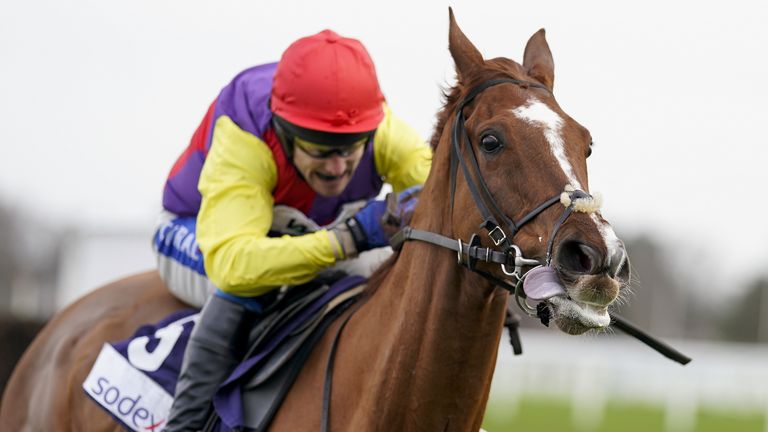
[213,273,365,431]
[83,274,366,432]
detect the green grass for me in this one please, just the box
[599,402,666,432]
[483,397,765,432]
[484,397,572,432]
[695,410,764,432]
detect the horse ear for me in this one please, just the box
[523,29,555,91]
[448,8,484,81]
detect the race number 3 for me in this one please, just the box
[126,314,198,372]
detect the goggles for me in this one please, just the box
[293,136,369,159]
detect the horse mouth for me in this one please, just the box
[547,295,611,335]
[520,266,621,335]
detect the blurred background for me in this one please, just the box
[1,1,767,430]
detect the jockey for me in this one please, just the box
[153,29,431,430]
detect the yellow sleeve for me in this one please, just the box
[373,104,432,192]
[196,116,340,297]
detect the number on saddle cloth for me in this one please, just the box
[82,310,198,432]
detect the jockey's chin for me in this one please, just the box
[293,146,365,197]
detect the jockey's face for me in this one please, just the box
[291,141,366,197]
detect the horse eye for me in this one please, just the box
[586,141,594,158]
[480,134,503,153]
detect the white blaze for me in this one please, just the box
[592,213,625,272]
[591,214,621,251]
[511,98,582,190]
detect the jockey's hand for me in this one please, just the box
[349,199,388,251]
[381,185,422,237]
[356,185,423,248]
[331,185,423,257]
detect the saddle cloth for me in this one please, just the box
[83,275,365,432]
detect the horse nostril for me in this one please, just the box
[557,241,600,275]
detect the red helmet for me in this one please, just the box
[271,29,385,134]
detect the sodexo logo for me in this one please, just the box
[89,377,165,430]
[83,345,173,432]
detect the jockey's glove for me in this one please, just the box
[331,185,422,259]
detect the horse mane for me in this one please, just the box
[429,57,529,150]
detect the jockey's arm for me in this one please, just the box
[196,109,431,298]
[373,104,432,192]
[196,116,342,297]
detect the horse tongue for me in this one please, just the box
[523,266,566,301]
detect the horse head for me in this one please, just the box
[413,9,630,336]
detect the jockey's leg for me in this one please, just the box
[164,292,263,431]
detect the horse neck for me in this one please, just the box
[343,175,509,430]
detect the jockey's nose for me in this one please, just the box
[323,155,348,176]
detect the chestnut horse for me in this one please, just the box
[1,10,630,431]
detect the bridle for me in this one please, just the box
[391,77,591,296]
[388,77,691,364]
